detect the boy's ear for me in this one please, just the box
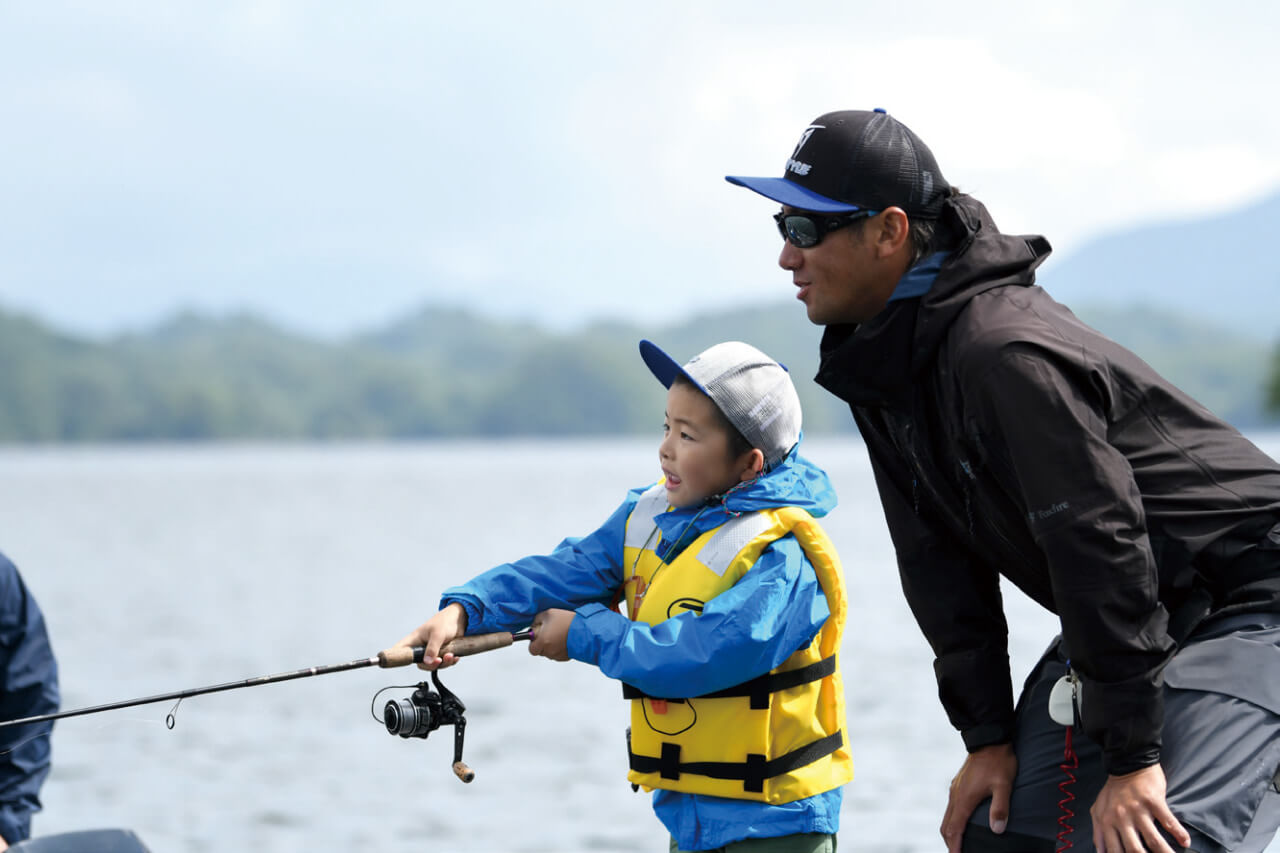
[739,449,765,481]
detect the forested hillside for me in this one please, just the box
[2,300,1276,442]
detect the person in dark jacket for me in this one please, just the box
[725,109,1280,853]
[0,552,59,847]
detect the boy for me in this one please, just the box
[393,339,852,853]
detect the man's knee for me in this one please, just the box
[960,823,1055,852]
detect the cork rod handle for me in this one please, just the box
[376,630,528,668]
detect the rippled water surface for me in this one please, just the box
[3,435,1278,852]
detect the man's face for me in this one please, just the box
[777,207,901,326]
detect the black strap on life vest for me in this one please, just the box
[628,731,845,794]
[620,655,836,710]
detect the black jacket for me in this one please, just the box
[816,194,1280,774]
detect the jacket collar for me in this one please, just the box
[815,194,1052,408]
[651,447,836,562]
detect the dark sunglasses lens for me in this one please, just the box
[782,215,820,248]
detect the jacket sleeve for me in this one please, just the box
[564,534,831,697]
[971,346,1174,775]
[439,490,638,634]
[861,428,1016,752]
[0,556,60,844]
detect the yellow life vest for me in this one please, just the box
[620,483,853,804]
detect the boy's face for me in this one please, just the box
[659,382,756,509]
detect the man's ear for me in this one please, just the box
[872,207,912,260]
[739,448,765,481]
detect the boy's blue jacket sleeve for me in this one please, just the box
[0,554,60,844]
[440,487,829,696]
[440,491,638,634]
[567,535,829,696]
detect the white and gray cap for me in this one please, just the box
[639,339,802,470]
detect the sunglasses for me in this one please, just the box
[773,209,877,248]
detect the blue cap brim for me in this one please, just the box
[639,340,707,395]
[725,175,863,214]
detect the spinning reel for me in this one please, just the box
[378,670,475,782]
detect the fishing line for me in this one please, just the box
[369,685,419,724]
[0,730,48,758]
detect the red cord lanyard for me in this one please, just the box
[1049,664,1081,851]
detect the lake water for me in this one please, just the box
[2,435,1278,852]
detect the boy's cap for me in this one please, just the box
[726,108,950,219]
[640,339,801,470]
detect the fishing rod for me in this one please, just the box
[0,629,532,783]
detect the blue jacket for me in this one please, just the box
[0,553,59,843]
[442,448,844,850]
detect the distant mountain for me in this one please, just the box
[1038,191,1280,341]
[6,183,1280,441]
[1,298,1275,442]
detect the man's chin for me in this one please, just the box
[804,304,833,326]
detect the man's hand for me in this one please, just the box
[529,608,575,661]
[1091,765,1190,852]
[941,742,1017,853]
[393,602,469,670]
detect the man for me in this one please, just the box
[725,109,1280,853]
[0,553,59,848]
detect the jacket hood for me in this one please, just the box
[651,445,836,561]
[915,193,1052,365]
[816,194,1052,406]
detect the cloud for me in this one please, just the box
[1,1,1277,337]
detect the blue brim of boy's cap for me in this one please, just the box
[725,175,864,213]
[640,340,707,394]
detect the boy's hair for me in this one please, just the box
[639,339,802,470]
[670,374,754,460]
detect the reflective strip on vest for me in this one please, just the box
[695,512,774,578]
[624,484,669,550]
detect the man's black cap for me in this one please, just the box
[727,108,950,219]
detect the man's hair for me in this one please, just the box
[841,184,957,267]
[907,185,961,266]
[671,374,754,459]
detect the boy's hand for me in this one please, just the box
[394,602,468,670]
[529,609,575,661]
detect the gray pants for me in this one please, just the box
[670,833,835,853]
[966,613,1280,853]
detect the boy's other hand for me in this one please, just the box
[394,602,469,670]
[529,609,575,661]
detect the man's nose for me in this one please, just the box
[778,240,801,271]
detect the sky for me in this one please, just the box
[3,1,1278,340]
